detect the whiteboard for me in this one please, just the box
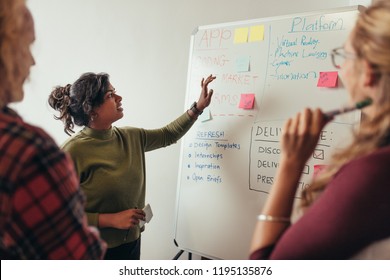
[174,6,362,260]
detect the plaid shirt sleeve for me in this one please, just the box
[0,113,106,259]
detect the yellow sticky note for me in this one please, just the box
[234,27,249,44]
[249,25,264,42]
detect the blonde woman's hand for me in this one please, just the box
[281,108,327,168]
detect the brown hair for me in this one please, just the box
[301,0,390,207]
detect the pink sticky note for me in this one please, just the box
[317,71,338,87]
[313,164,327,178]
[239,93,255,109]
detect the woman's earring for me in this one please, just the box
[90,112,97,123]
[90,113,97,122]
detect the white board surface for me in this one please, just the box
[174,6,362,260]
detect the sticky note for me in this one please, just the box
[139,203,153,228]
[313,165,327,178]
[199,107,211,122]
[317,71,338,87]
[249,25,265,42]
[236,56,250,72]
[239,93,255,109]
[234,27,249,44]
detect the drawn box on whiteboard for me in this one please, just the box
[313,148,325,160]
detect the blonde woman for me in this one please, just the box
[250,0,390,259]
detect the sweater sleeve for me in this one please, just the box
[142,112,196,151]
[61,139,100,228]
[86,212,100,227]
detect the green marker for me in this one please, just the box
[325,98,373,120]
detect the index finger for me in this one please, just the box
[311,108,327,134]
[202,75,216,85]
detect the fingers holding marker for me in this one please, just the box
[289,112,300,136]
[299,108,311,136]
[312,108,326,134]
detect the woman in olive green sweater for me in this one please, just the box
[48,72,215,259]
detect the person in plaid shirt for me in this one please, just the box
[0,0,106,259]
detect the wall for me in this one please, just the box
[17,0,366,259]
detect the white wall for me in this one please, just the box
[350,0,372,6]
[16,0,367,259]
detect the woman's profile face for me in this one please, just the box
[339,32,362,104]
[91,83,124,128]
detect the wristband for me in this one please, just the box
[190,102,203,115]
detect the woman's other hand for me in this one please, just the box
[99,208,145,230]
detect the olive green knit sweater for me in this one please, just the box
[62,112,195,248]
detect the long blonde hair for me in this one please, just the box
[301,0,390,207]
[0,0,27,107]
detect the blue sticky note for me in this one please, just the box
[199,107,211,122]
[236,56,250,73]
